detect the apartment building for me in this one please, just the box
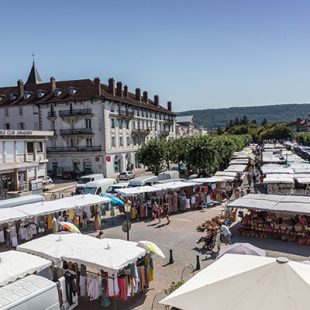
[0,63,176,178]
[0,129,53,198]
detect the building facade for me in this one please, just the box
[175,115,208,138]
[0,129,53,198]
[0,64,176,178]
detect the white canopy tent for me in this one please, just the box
[0,251,51,287]
[263,174,295,184]
[228,193,310,215]
[261,167,294,175]
[190,176,234,184]
[0,194,110,224]
[224,165,247,173]
[153,181,195,190]
[115,185,161,196]
[17,233,146,273]
[229,159,249,165]
[214,171,238,178]
[160,254,310,310]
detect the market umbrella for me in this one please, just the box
[100,194,124,207]
[218,242,266,258]
[160,254,310,310]
[59,222,80,234]
[137,241,165,258]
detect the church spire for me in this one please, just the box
[25,55,43,85]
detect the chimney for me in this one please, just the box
[167,101,172,111]
[154,95,159,107]
[135,88,141,102]
[124,85,128,98]
[108,78,115,95]
[17,79,24,97]
[143,91,148,102]
[50,77,56,93]
[116,82,123,98]
[94,77,101,96]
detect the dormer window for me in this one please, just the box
[9,93,18,101]
[23,91,33,100]
[54,88,62,96]
[37,89,45,98]
[68,87,78,96]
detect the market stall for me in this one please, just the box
[228,194,310,244]
[0,194,111,247]
[263,174,295,195]
[0,250,52,287]
[18,233,156,307]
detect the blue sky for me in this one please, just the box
[1,0,310,111]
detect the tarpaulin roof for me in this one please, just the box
[17,233,146,273]
[0,251,51,287]
[263,174,295,184]
[224,165,247,173]
[116,185,162,196]
[153,181,195,190]
[228,193,310,215]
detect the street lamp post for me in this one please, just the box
[124,203,131,241]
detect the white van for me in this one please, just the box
[128,176,158,187]
[0,275,60,310]
[106,182,129,195]
[76,174,104,194]
[83,178,117,195]
[158,170,180,181]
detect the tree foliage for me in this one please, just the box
[294,132,310,146]
[136,134,252,176]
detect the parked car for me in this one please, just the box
[76,174,104,194]
[63,171,75,179]
[119,171,135,180]
[106,182,129,194]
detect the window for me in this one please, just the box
[5,108,8,117]
[27,142,34,153]
[18,122,24,130]
[111,118,115,128]
[4,123,10,129]
[119,120,123,128]
[34,122,39,130]
[19,106,23,115]
[111,136,116,147]
[126,120,129,129]
[37,142,43,152]
[127,136,130,146]
[51,121,55,131]
[111,103,115,112]
[86,138,93,147]
[119,136,123,146]
[85,119,92,129]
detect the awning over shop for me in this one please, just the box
[17,233,146,274]
[228,193,310,215]
[0,251,51,287]
[0,162,39,173]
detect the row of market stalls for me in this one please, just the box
[0,233,158,309]
[0,194,110,247]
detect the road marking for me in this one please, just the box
[175,218,192,223]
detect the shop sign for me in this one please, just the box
[0,130,34,136]
[106,155,111,162]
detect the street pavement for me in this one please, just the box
[77,203,310,310]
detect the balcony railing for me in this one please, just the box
[47,111,57,118]
[117,110,134,120]
[159,130,170,138]
[131,128,150,137]
[59,109,92,117]
[59,128,93,135]
[47,146,101,152]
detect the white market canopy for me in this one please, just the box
[263,174,295,184]
[0,194,110,224]
[115,185,161,196]
[262,154,285,164]
[160,254,310,310]
[224,165,247,173]
[215,171,238,178]
[17,233,146,274]
[228,193,310,215]
[0,251,51,287]
[261,167,294,175]
[153,181,196,190]
[190,176,234,184]
[229,159,249,165]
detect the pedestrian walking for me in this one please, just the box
[220,224,232,245]
[214,229,221,253]
[163,201,171,224]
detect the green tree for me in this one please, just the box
[261,118,268,126]
[136,140,167,175]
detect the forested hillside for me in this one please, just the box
[178,103,310,129]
